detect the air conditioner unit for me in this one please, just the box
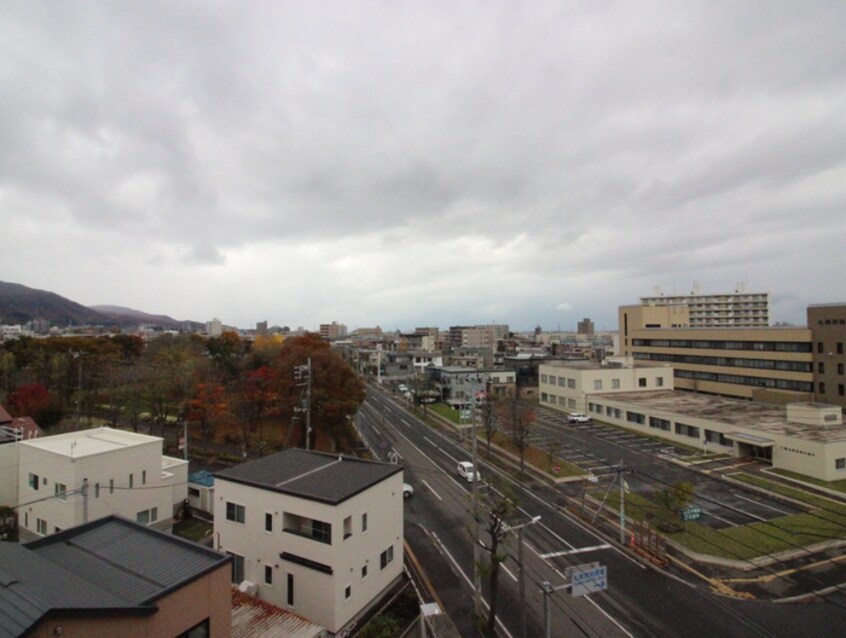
[238,580,257,596]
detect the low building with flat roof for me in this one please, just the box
[581,390,846,481]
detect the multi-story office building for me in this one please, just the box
[319,321,348,341]
[640,287,769,328]
[447,324,509,349]
[577,318,595,336]
[809,304,846,407]
[619,304,814,404]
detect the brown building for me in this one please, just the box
[619,304,814,404]
[577,317,595,336]
[809,304,846,409]
[0,516,232,638]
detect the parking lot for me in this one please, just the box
[531,405,806,530]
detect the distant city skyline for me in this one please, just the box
[3,3,844,332]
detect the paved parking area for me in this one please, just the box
[531,406,806,529]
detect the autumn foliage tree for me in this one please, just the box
[186,382,229,446]
[5,382,63,428]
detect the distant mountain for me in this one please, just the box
[0,281,202,330]
[0,281,107,327]
[89,305,203,330]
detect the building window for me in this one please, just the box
[361,564,368,579]
[840,363,845,375]
[36,518,47,536]
[820,382,826,394]
[567,378,576,389]
[837,458,846,470]
[818,342,824,353]
[344,516,352,540]
[95,482,100,498]
[541,392,548,402]
[136,507,158,525]
[840,384,845,397]
[287,573,295,606]
[188,487,200,497]
[362,512,368,533]
[129,473,134,489]
[819,362,825,374]
[839,342,844,355]
[142,470,147,485]
[638,378,647,388]
[176,619,210,638]
[540,374,548,383]
[109,479,114,495]
[265,512,273,532]
[226,502,246,524]
[656,377,664,387]
[28,473,39,490]
[265,565,273,585]
[228,552,245,584]
[380,545,394,570]
[345,585,351,600]
[593,380,602,391]
[611,379,620,389]
[55,482,67,501]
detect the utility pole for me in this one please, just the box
[504,514,540,638]
[81,478,89,525]
[617,460,627,544]
[74,352,83,428]
[306,357,312,451]
[540,580,570,638]
[472,403,481,618]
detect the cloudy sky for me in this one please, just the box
[2,2,845,332]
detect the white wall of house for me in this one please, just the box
[16,428,187,540]
[215,472,404,633]
[0,443,18,508]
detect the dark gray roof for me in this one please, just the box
[215,448,402,505]
[0,516,229,637]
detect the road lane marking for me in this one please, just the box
[422,479,443,501]
[502,563,517,582]
[735,493,791,515]
[540,544,611,559]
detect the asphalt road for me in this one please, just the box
[360,386,846,638]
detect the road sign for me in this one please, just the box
[680,504,702,521]
[568,562,607,597]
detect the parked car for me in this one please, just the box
[403,483,414,499]
[568,413,592,423]
[457,461,480,482]
[398,384,408,393]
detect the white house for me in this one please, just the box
[11,426,188,541]
[214,449,404,635]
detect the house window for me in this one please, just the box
[361,564,368,579]
[362,512,368,533]
[109,479,114,495]
[129,473,134,489]
[287,573,295,606]
[593,380,602,390]
[28,473,39,490]
[226,502,246,524]
[265,565,273,586]
[55,482,67,501]
[176,619,210,638]
[265,512,273,532]
[142,470,147,485]
[837,458,846,470]
[188,487,200,497]
[95,482,100,498]
[611,379,620,389]
[344,516,352,540]
[136,508,158,525]
[312,520,331,543]
[228,552,245,584]
[345,585,351,600]
[638,378,647,387]
[36,518,47,536]
[656,377,664,387]
[380,545,394,569]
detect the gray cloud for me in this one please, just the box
[1,1,845,330]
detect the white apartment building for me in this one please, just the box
[640,286,769,328]
[539,360,675,413]
[7,427,188,541]
[214,449,404,635]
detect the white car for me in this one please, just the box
[403,483,414,499]
[568,413,592,424]
[457,461,480,482]
[398,384,408,393]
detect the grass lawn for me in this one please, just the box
[768,468,846,495]
[173,518,213,543]
[594,473,846,560]
[428,402,461,424]
[486,431,584,478]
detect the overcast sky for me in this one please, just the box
[2,2,845,332]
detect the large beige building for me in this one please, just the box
[640,287,769,328]
[215,449,404,635]
[809,304,846,408]
[448,324,509,348]
[540,363,846,482]
[619,304,814,404]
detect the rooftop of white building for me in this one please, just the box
[20,426,162,458]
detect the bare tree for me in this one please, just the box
[502,396,535,479]
[479,398,499,458]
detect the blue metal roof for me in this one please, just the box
[188,469,215,487]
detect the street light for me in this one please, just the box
[504,515,542,638]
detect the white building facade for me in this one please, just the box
[214,449,404,635]
[10,427,187,541]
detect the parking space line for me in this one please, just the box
[734,494,791,516]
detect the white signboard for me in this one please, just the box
[569,563,607,597]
